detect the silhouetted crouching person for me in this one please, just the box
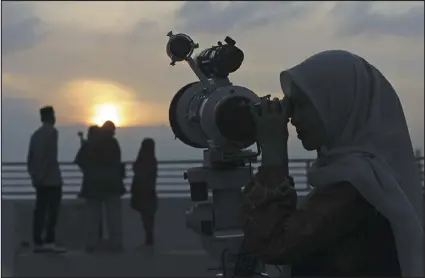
[131,138,158,246]
[242,51,423,277]
[27,106,66,253]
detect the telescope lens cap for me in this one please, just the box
[167,34,194,61]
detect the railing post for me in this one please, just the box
[415,149,424,193]
[415,149,422,172]
[305,159,311,191]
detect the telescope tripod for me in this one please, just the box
[184,143,269,277]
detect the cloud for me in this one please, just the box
[1,2,423,161]
[2,96,42,161]
[29,1,183,33]
[331,2,424,38]
[127,20,160,44]
[2,2,47,56]
[175,1,312,34]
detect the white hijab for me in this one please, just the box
[280,50,423,277]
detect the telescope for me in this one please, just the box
[166,32,270,277]
[167,31,264,153]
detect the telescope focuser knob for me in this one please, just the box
[224,36,236,46]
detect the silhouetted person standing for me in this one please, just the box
[27,106,66,253]
[75,125,106,252]
[93,121,125,251]
[75,122,125,252]
[131,138,158,246]
[75,125,101,200]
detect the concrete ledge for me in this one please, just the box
[5,196,307,277]
[9,198,204,252]
[1,201,16,277]
[14,250,216,277]
[6,195,310,252]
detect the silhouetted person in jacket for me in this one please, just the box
[98,121,126,251]
[27,106,66,253]
[74,125,105,252]
[130,138,158,246]
[75,121,125,252]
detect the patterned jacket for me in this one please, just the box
[242,166,401,277]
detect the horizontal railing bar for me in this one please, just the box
[1,182,192,187]
[3,171,422,180]
[2,177,307,186]
[1,181,310,188]
[1,186,312,195]
[1,158,312,166]
[2,157,422,166]
[1,168,309,174]
[0,187,312,195]
[0,172,311,181]
[1,188,190,193]
[2,160,209,166]
[2,158,422,169]
[0,191,314,201]
[2,186,312,194]
[1,182,311,190]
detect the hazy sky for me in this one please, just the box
[2,1,424,162]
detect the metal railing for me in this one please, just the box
[2,157,424,200]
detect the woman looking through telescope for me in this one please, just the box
[242,50,423,277]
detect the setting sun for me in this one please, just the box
[56,79,169,127]
[92,103,121,126]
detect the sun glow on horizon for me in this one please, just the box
[56,79,170,127]
[92,103,121,127]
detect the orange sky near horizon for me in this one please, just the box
[53,79,170,127]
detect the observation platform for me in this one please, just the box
[2,158,423,277]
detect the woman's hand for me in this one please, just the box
[250,96,290,169]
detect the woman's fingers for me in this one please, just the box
[253,96,286,119]
[271,97,281,114]
[260,96,271,115]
